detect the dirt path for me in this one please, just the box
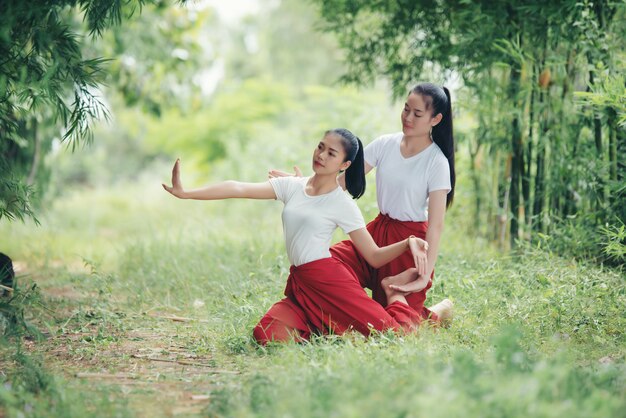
[9,263,242,417]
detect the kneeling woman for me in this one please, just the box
[163,128,426,344]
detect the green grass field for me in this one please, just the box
[1,175,625,417]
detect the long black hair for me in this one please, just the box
[411,83,455,208]
[327,128,366,199]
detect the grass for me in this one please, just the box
[1,174,625,417]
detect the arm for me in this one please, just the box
[163,159,276,200]
[423,190,447,279]
[348,228,428,274]
[389,190,447,293]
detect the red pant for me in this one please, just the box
[253,257,422,344]
[330,213,437,321]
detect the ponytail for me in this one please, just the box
[345,137,366,199]
[411,83,456,208]
[328,128,366,199]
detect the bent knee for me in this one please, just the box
[253,318,302,345]
[253,323,272,345]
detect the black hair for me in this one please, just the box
[327,128,366,199]
[1,252,15,296]
[411,83,456,208]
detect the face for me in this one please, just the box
[401,93,443,138]
[312,133,351,175]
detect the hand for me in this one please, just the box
[388,274,430,294]
[408,236,428,276]
[268,165,302,179]
[162,158,185,198]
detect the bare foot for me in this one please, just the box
[428,298,453,327]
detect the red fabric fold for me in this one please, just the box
[253,257,422,345]
[330,212,438,321]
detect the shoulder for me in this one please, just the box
[270,176,307,188]
[334,189,361,212]
[427,144,451,180]
[269,176,307,201]
[329,188,365,228]
[429,143,449,163]
[367,132,402,148]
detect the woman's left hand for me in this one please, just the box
[408,236,428,276]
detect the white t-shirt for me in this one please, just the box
[269,176,365,266]
[364,132,451,222]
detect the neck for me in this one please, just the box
[402,132,432,154]
[403,132,431,145]
[307,173,339,196]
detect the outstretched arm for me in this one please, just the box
[348,228,428,274]
[163,159,276,200]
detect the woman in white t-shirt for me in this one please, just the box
[271,83,455,323]
[163,128,431,344]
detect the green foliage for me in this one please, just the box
[1,172,624,416]
[575,72,626,128]
[600,219,626,264]
[0,350,132,417]
[0,0,193,223]
[313,0,626,260]
[95,3,218,116]
[0,284,43,340]
[0,176,38,223]
[145,78,292,167]
[1,1,624,415]
[225,0,346,86]
[207,331,625,418]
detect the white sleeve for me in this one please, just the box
[428,155,451,194]
[364,136,384,167]
[269,176,296,203]
[337,198,366,234]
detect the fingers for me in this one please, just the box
[172,158,181,187]
[388,284,411,294]
[414,255,425,276]
[267,166,303,178]
[389,282,421,294]
[267,169,291,178]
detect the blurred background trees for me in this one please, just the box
[313,0,625,263]
[1,0,624,265]
[0,0,195,221]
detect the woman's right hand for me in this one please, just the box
[268,165,302,179]
[162,158,185,198]
[408,236,428,276]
